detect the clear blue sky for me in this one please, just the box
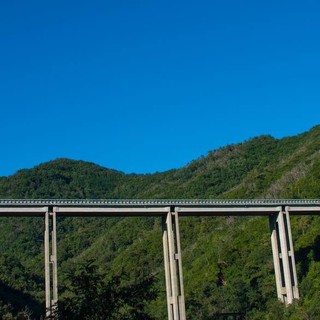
[1,0,320,176]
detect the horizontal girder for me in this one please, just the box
[0,199,319,216]
[0,198,320,206]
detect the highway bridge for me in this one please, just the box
[1,199,320,319]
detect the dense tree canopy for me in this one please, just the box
[0,126,320,319]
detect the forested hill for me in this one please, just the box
[0,125,320,319]
[1,125,320,199]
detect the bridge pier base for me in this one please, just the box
[269,207,299,304]
[44,207,58,318]
[162,208,186,320]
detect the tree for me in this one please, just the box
[59,260,158,319]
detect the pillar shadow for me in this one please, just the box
[0,280,43,318]
[295,235,320,278]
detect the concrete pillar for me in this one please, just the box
[44,208,51,318]
[269,208,299,304]
[285,206,299,300]
[44,207,58,318]
[51,208,58,314]
[162,208,186,320]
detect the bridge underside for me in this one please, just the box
[1,199,320,319]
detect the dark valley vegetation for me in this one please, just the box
[1,126,320,319]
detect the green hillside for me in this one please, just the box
[0,126,320,319]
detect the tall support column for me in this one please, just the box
[44,208,51,318]
[162,208,186,320]
[285,206,299,300]
[51,208,58,313]
[269,208,299,304]
[44,207,58,318]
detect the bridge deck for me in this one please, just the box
[0,199,319,216]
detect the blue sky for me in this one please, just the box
[1,0,320,176]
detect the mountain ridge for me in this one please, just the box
[1,125,319,200]
[2,124,319,180]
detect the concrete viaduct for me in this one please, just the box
[1,199,320,319]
